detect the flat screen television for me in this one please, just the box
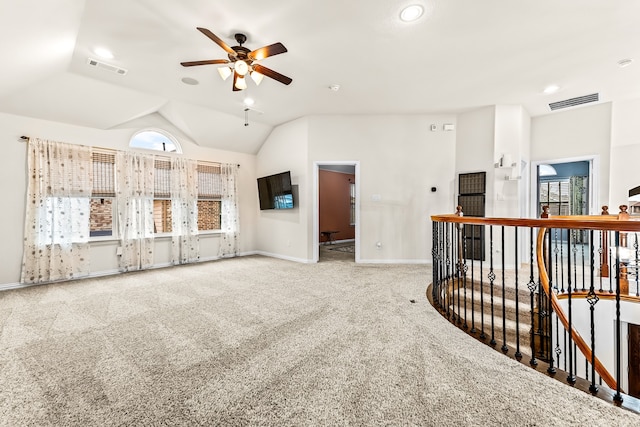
[257,171,294,210]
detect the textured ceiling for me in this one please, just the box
[1,0,639,153]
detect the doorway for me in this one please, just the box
[530,157,597,218]
[313,162,360,263]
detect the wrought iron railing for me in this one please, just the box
[430,206,640,412]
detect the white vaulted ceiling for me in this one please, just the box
[1,0,640,153]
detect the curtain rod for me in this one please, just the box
[19,135,239,168]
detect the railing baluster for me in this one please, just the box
[480,225,487,340]
[633,233,640,297]
[613,232,623,404]
[432,221,438,307]
[556,316,561,369]
[573,230,579,292]
[439,222,445,308]
[608,235,614,293]
[528,226,538,366]
[585,358,589,382]
[501,226,508,354]
[555,229,563,293]
[599,233,605,293]
[439,223,444,310]
[563,328,567,371]
[446,222,452,319]
[547,228,556,375]
[581,233,586,292]
[463,224,468,330]
[457,223,462,324]
[514,226,522,360]
[489,225,496,347]
[556,229,569,293]
[567,228,576,384]
[587,229,599,394]
[470,224,476,334]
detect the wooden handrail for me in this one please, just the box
[431,214,640,232]
[536,227,619,391]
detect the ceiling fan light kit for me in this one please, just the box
[217,66,232,80]
[234,60,249,76]
[235,75,247,90]
[251,71,264,85]
[181,27,292,92]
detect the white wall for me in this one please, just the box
[0,112,258,287]
[456,106,532,268]
[610,99,640,206]
[307,115,457,263]
[255,117,311,262]
[456,106,496,214]
[494,105,529,218]
[531,102,612,210]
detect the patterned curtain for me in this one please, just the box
[219,163,240,258]
[171,157,200,264]
[116,151,155,271]
[21,138,92,284]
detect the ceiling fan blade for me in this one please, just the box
[232,72,241,91]
[252,64,292,85]
[180,59,230,67]
[197,27,237,57]
[248,42,288,61]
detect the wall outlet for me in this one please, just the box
[376,241,382,249]
[116,246,123,256]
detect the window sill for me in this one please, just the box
[89,230,223,242]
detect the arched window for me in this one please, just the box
[129,129,182,153]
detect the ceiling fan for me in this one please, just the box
[181,27,292,92]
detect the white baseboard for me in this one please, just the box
[0,282,32,291]
[358,258,431,265]
[254,251,314,264]
[0,253,434,292]
[320,239,356,245]
[0,253,263,292]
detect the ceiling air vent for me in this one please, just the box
[86,58,128,75]
[549,93,599,111]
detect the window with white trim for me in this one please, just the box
[152,160,222,233]
[90,151,116,238]
[129,129,182,153]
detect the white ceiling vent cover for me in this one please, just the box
[87,58,128,75]
[549,93,599,111]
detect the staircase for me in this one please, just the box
[447,271,537,358]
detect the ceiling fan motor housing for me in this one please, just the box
[229,45,251,62]
[181,27,292,90]
[234,33,247,45]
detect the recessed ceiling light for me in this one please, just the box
[400,4,424,22]
[181,77,199,85]
[93,47,114,59]
[243,97,255,106]
[543,84,560,94]
[617,58,633,68]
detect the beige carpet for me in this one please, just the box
[0,255,638,426]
